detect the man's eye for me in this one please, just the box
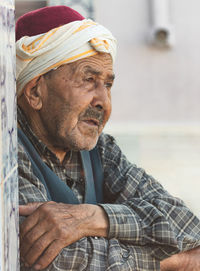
[85,77,94,82]
[105,82,113,89]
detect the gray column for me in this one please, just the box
[0,0,19,270]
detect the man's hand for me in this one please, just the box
[19,201,109,270]
[160,246,200,271]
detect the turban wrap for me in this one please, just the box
[16,17,117,96]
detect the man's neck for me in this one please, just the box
[44,144,67,163]
[30,121,67,163]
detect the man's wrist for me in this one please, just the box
[82,204,109,238]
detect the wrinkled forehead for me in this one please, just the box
[76,53,114,78]
[45,53,114,79]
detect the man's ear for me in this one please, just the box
[23,76,43,110]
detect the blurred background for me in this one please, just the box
[16,0,200,217]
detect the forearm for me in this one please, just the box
[19,201,160,271]
[100,203,142,242]
[160,246,200,271]
[20,237,160,271]
[100,199,200,262]
[81,204,109,238]
[100,134,200,258]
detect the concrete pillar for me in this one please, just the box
[0,1,19,270]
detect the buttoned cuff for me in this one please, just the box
[99,204,142,241]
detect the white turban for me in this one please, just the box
[16,19,117,96]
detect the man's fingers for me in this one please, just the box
[20,209,40,239]
[19,202,44,216]
[20,219,51,258]
[23,230,57,267]
[33,240,65,270]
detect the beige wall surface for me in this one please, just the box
[95,0,200,217]
[95,0,200,124]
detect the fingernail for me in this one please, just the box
[34,264,41,270]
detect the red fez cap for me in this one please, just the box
[16,5,85,41]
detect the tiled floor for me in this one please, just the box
[104,124,200,218]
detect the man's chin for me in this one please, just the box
[52,137,98,152]
[72,136,99,151]
[79,140,98,151]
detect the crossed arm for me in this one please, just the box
[18,135,200,270]
[19,202,109,270]
[20,202,200,271]
[161,246,200,271]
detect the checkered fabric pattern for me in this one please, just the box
[18,107,200,271]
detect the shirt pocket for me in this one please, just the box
[106,239,135,271]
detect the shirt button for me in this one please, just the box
[94,236,98,240]
[121,249,130,259]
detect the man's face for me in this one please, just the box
[38,53,114,151]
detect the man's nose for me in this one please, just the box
[90,81,110,111]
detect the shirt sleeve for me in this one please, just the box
[97,133,200,260]
[18,142,160,271]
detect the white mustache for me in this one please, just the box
[80,107,104,126]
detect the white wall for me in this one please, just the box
[0,1,19,270]
[95,0,200,124]
[94,0,200,217]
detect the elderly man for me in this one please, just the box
[16,6,200,271]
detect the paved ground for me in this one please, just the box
[104,124,200,218]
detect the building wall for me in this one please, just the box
[95,0,200,124]
[0,1,19,270]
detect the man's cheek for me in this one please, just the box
[64,113,80,132]
[104,107,112,124]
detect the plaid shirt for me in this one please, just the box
[18,107,200,271]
